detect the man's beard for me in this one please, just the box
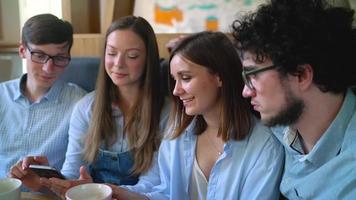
[263,87,304,127]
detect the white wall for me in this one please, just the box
[18,0,62,27]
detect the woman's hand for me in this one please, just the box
[8,156,49,191]
[42,166,93,199]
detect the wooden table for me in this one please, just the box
[21,192,58,200]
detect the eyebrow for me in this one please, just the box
[170,70,191,78]
[177,70,192,75]
[106,44,142,51]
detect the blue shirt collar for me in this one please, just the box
[182,116,235,155]
[308,89,356,164]
[13,74,66,103]
[285,89,356,164]
[13,74,27,100]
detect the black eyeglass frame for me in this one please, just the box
[27,46,71,68]
[242,65,276,90]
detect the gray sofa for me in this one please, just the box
[59,57,100,92]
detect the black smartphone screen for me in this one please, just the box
[29,165,65,179]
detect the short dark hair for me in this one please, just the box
[22,14,73,51]
[232,0,356,93]
[168,31,252,141]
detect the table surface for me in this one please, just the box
[21,192,58,200]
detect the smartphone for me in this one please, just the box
[29,165,65,179]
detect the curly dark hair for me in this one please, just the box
[232,0,356,93]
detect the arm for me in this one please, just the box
[241,134,284,200]
[115,140,173,200]
[121,153,160,193]
[60,95,92,179]
[142,139,174,200]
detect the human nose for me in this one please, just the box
[242,84,256,98]
[172,80,184,96]
[114,53,125,67]
[42,58,56,73]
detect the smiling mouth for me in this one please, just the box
[181,97,194,105]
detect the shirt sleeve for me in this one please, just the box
[123,139,172,200]
[60,94,92,179]
[122,153,160,193]
[240,133,284,200]
[143,139,171,200]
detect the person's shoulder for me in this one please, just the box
[248,118,282,149]
[0,78,20,90]
[162,120,196,145]
[62,82,87,97]
[0,78,21,99]
[74,91,96,108]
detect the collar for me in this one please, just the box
[182,116,234,155]
[13,74,27,100]
[284,89,356,164]
[283,127,305,155]
[183,117,198,139]
[13,74,65,104]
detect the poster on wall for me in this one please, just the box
[134,0,266,33]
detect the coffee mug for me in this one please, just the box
[0,178,22,200]
[65,183,112,200]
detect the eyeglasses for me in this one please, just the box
[242,65,276,90]
[27,46,71,67]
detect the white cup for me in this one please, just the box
[0,178,22,200]
[65,183,112,200]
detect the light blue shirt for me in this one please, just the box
[127,117,284,200]
[61,92,170,179]
[272,89,356,199]
[0,75,86,178]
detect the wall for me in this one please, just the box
[0,0,20,45]
[0,0,22,82]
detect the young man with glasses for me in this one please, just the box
[0,14,86,179]
[233,0,356,199]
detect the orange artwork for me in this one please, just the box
[154,4,183,26]
[205,16,218,31]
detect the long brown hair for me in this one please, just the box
[168,31,252,141]
[83,16,163,174]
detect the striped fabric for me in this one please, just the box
[0,74,86,178]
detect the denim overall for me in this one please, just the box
[88,148,139,185]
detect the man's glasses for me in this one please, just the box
[27,46,71,67]
[242,65,276,90]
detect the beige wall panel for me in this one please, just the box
[71,34,104,57]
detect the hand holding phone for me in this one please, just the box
[29,165,65,179]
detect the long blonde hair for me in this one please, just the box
[83,16,164,175]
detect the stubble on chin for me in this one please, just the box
[262,94,304,127]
